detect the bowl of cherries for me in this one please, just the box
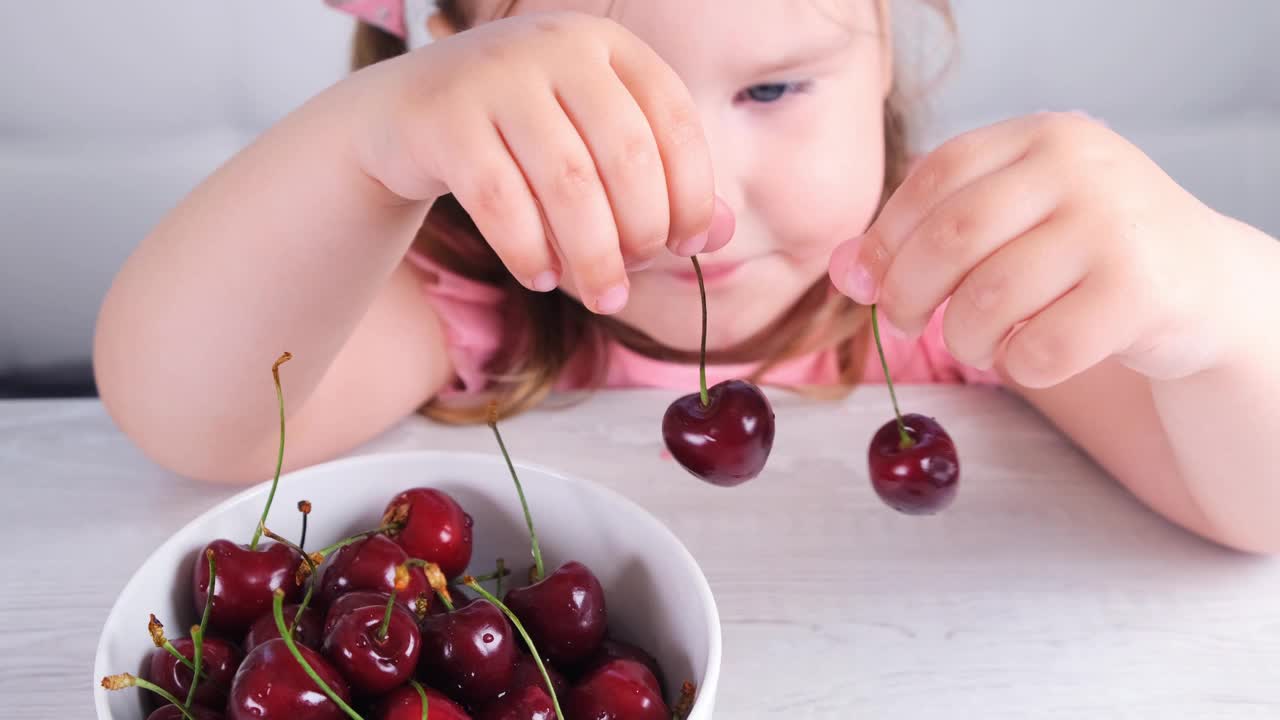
[95,356,718,720]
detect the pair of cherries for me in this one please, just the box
[661,257,959,513]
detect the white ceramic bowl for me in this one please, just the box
[94,450,720,719]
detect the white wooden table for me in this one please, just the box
[3,388,1278,719]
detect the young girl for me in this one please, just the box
[93,0,1280,554]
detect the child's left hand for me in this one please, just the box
[829,111,1243,388]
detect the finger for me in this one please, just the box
[839,114,1048,304]
[495,91,627,314]
[443,121,558,292]
[941,218,1088,369]
[554,66,670,269]
[1000,275,1130,388]
[610,33,716,256]
[877,153,1062,334]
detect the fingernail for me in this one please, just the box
[531,271,559,292]
[675,232,708,257]
[845,263,877,305]
[625,258,655,272]
[596,284,629,314]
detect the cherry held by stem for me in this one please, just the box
[866,305,960,514]
[192,353,303,634]
[662,256,775,486]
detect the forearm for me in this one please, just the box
[94,71,434,473]
[1149,216,1280,552]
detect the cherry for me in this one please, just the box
[147,706,225,720]
[576,639,665,696]
[866,305,960,514]
[868,413,959,514]
[244,602,322,652]
[228,637,351,720]
[662,257,775,486]
[192,354,306,634]
[504,561,607,667]
[487,411,607,667]
[322,590,413,636]
[316,534,430,613]
[566,658,668,720]
[145,636,242,710]
[382,488,474,580]
[510,651,569,700]
[418,595,518,705]
[192,540,304,635]
[376,682,472,720]
[322,566,422,696]
[477,684,556,720]
[228,590,359,720]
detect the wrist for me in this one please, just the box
[339,56,448,206]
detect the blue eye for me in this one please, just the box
[739,82,806,104]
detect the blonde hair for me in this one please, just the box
[350,0,954,424]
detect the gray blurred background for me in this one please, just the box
[2,1,1277,397]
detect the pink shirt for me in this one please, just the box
[406,252,1000,396]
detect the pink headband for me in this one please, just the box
[325,0,437,48]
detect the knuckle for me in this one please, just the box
[663,104,705,151]
[919,211,972,255]
[463,170,520,219]
[615,133,659,172]
[549,156,601,202]
[962,267,1006,314]
[1008,326,1069,385]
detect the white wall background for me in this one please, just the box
[1,1,1277,388]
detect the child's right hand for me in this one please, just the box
[353,11,723,313]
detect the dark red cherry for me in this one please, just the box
[322,603,421,696]
[147,706,225,720]
[192,539,304,635]
[577,639,665,696]
[244,603,322,652]
[322,591,418,636]
[503,561,606,667]
[477,684,556,720]
[509,651,568,699]
[316,535,429,613]
[383,488,474,579]
[566,658,667,720]
[145,636,242,710]
[419,598,518,705]
[662,379,775,486]
[228,637,350,720]
[376,684,472,720]
[867,413,959,514]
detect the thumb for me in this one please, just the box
[828,234,878,304]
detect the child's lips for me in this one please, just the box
[668,259,748,286]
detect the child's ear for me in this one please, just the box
[877,0,895,98]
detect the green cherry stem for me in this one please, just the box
[272,589,364,720]
[147,615,221,689]
[376,566,409,642]
[690,256,709,407]
[184,549,217,708]
[487,405,544,581]
[250,351,292,550]
[869,305,913,449]
[494,557,505,597]
[101,674,200,720]
[313,522,401,558]
[464,577,564,720]
[410,679,430,720]
[260,524,322,632]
